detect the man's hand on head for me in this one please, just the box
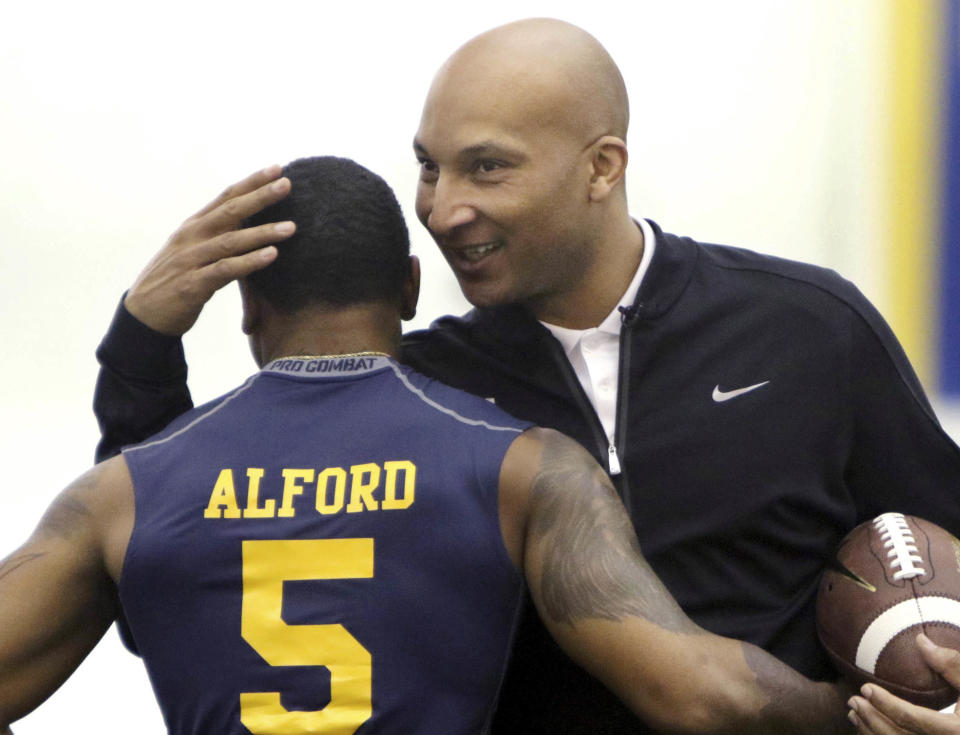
[124,165,296,336]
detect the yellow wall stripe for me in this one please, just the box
[887,0,943,385]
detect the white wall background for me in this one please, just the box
[1,1,957,731]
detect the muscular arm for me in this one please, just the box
[499,428,850,734]
[0,458,133,729]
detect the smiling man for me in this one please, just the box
[412,20,638,327]
[91,18,960,734]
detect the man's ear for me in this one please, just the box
[239,280,260,335]
[400,255,421,321]
[588,136,628,202]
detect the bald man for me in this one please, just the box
[93,18,960,734]
[412,18,637,327]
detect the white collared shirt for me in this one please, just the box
[541,219,656,447]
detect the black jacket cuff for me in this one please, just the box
[95,294,187,382]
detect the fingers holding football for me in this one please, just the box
[125,169,295,336]
[849,682,960,735]
[847,693,899,734]
[918,634,960,694]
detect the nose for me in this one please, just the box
[419,174,476,238]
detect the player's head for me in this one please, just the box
[245,156,412,312]
[413,18,631,315]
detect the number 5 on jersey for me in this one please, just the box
[240,538,374,735]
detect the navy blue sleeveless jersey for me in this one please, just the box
[120,355,531,735]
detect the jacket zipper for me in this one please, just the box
[613,318,633,516]
[545,335,626,489]
[607,444,622,475]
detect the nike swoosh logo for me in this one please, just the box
[712,381,769,402]
[826,555,877,592]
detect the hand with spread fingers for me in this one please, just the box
[848,634,960,734]
[123,165,296,336]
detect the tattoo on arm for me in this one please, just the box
[0,472,98,583]
[743,644,806,700]
[529,432,700,633]
[0,468,102,587]
[742,643,845,731]
[34,469,96,541]
[0,552,48,582]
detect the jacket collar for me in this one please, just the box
[469,220,698,345]
[633,219,698,321]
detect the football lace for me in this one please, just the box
[874,512,926,580]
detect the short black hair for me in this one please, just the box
[245,156,410,312]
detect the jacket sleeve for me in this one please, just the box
[844,295,960,536]
[93,296,194,462]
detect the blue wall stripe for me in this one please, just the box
[941,0,960,396]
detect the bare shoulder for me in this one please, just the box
[500,426,622,528]
[0,460,131,728]
[32,456,134,581]
[36,457,131,534]
[497,427,597,567]
[501,426,602,489]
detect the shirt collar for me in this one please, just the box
[542,218,657,354]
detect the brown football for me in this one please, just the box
[816,512,960,709]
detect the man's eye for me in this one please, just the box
[476,160,503,173]
[417,159,439,181]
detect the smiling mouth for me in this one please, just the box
[456,242,503,264]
